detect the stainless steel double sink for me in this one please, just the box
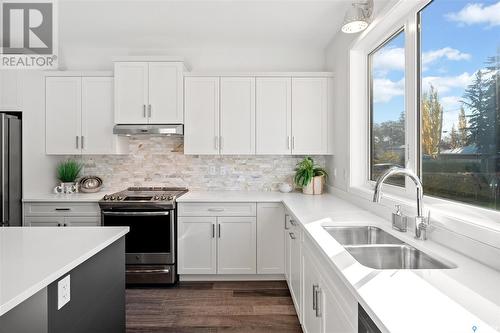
[323,226,456,270]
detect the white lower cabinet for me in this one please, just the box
[257,203,285,274]
[178,217,217,274]
[217,217,256,274]
[178,210,257,275]
[24,202,101,227]
[302,236,357,333]
[285,214,302,319]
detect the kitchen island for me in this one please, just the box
[0,226,129,333]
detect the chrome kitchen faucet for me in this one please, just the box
[373,167,429,240]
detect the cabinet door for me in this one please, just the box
[289,224,302,316]
[257,203,285,274]
[81,77,116,154]
[45,76,82,155]
[148,62,183,123]
[114,62,148,124]
[302,246,322,333]
[220,77,255,155]
[217,217,256,274]
[64,216,100,227]
[25,216,65,227]
[0,71,21,110]
[322,281,356,333]
[256,77,291,154]
[184,77,220,155]
[291,78,328,155]
[284,215,292,282]
[178,217,217,274]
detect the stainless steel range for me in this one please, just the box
[99,187,188,285]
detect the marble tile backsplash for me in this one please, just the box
[81,137,326,191]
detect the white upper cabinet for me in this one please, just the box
[81,77,117,154]
[148,62,183,123]
[184,73,333,156]
[220,77,256,155]
[256,77,291,154]
[114,62,149,124]
[0,71,21,110]
[46,77,82,155]
[291,77,329,155]
[114,61,184,124]
[184,77,220,155]
[45,74,126,155]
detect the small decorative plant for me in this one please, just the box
[294,157,328,195]
[57,159,83,183]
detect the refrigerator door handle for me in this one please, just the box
[1,115,8,224]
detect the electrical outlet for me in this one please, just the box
[209,166,217,175]
[220,166,226,176]
[57,275,70,310]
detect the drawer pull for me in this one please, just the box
[208,208,225,212]
[289,232,296,240]
[54,208,71,211]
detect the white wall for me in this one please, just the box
[325,33,356,191]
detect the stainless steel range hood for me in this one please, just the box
[113,124,183,136]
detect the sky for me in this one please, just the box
[372,0,500,135]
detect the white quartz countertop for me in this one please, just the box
[178,191,500,333]
[0,227,129,316]
[23,192,106,202]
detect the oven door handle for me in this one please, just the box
[102,211,170,216]
[126,268,170,274]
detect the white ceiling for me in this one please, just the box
[58,0,354,50]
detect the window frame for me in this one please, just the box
[368,27,406,185]
[348,0,500,245]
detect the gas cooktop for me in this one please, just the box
[99,187,188,210]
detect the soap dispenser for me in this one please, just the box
[392,205,408,232]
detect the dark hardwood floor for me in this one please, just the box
[126,281,303,333]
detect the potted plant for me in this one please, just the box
[56,159,82,194]
[294,157,328,195]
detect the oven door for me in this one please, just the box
[101,210,175,265]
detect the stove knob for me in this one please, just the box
[110,196,116,200]
[154,195,160,200]
[117,196,123,200]
[161,195,167,200]
[103,195,109,201]
[168,195,174,200]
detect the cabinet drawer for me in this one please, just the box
[25,202,100,216]
[178,202,256,217]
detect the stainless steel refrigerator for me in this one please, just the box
[0,113,21,227]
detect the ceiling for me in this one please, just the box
[58,0,355,50]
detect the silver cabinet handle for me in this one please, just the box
[315,287,322,317]
[312,284,318,310]
[148,104,152,117]
[289,232,296,240]
[75,136,79,149]
[143,104,146,118]
[218,224,221,238]
[81,136,84,149]
[284,215,289,230]
[220,136,223,151]
[292,136,295,150]
[54,208,71,211]
[287,136,290,150]
[126,268,170,274]
[208,208,224,212]
[290,219,297,226]
[212,224,215,238]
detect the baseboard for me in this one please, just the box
[179,274,285,281]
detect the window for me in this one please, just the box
[419,0,500,211]
[369,30,406,186]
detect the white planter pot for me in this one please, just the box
[302,176,324,195]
